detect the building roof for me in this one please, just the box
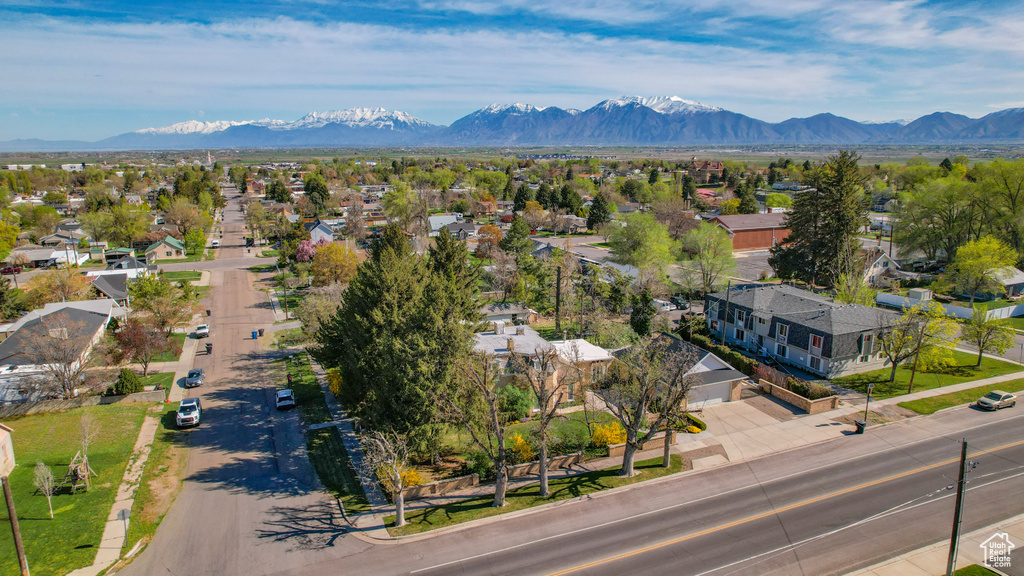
[90,273,129,301]
[0,305,112,367]
[428,214,460,231]
[480,302,535,317]
[549,339,614,363]
[107,255,148,270]
[995,266,1024,286]
[145,235,185,253]
[473,324,551,357]
[712,213,788,231]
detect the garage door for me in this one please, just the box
[691,381,734,408]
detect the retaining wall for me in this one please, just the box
[0,389,167,418]
[607,431,676,458]
[507,452,584,479]
[758,379,839,414]
[402,473,479,501]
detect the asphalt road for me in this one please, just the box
[122,196,365,576]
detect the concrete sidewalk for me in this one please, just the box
[872,370,1024,408]
[848,512,1024,575]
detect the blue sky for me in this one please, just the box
[3,0,1024,140]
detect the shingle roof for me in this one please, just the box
[473,325,551,357]
[145,236,184,253]
[91,273,129,301]
[712,213,788,231]
[0,306,110,367]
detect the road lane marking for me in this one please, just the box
[544,437,1024,576]
[409,414,1024,574]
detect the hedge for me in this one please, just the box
[688,333,757,376]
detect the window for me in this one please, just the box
[777,323,788,339]
[567,383,575,402]
[735,310,746,325]
[757,316,766,326]
[861,334,874,355]
[735,328,745,342]
[811,334,823,349]
[776,344,788,358]
[711,320,720,332]
[809,356,822,372]
[165,251,172,256]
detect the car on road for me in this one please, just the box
[0,266,23,274]
[185,368,205,387]
[977,390,1017,410]
[211,239,219,248]
[195,324,210,338]
[176,398,202,427]
[276,389,295,410]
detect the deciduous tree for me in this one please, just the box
[961,308,1016,366]
[681,222,735,295]
[311,242,359,287]
[945,236,1016,307]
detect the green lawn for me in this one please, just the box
[153,254,202,264]
[0,404,149,576]
[585,242,613,249]
[388,454,683,536]
[946,298,1023,311]
[954,565,1000,576]
[122,405,189,557]
[1002,316,1024,331]
[305,427,370,514]
[151,333,187,363]
[259,249,280,258]
[832,351,1022,399]
[440,410,617,463]
[140,372,175,391]
[161,271,202,282]
[272,327,308,349]
[898,378,1024,414]
[278,290,308,312]
[248,264,277,274]
[281,352,332,426]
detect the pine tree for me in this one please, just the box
[536,183,553,209]
[499,216,532,255]
[513,184,534,213]
[587,192,611,230]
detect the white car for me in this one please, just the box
[195,324,210,338]
[653,299,674,313]
[276,389,296,410]
[211,239,220,248]
[176,398,202,428]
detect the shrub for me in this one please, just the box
[787,378,834,400]
[685,425,702,434]
[378,467,422,494]
[498,385,533,423]
[508,432,536,464]
[326,369,342,397]
[112,368,144,396]
[685,413,707,431]
[590,422,626,447]
[463,451,494,481]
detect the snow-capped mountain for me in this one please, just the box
[5,97,1024,151]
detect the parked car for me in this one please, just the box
[670,296,690,310]
[0,266,23,274]
[211,239,220,248]
[276,389,296,410]
[653,299,673,313]
[195,324,210,338]
[977,390,1017,411]
[176,398,202,427]
[185,368,205,388]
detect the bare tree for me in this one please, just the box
[21,312,96,399]
[360,430,413,527]
[592,337,699,476]
[33,462,56,519]
[80,413,99,463]
[509,347,564,497]
[438,353,511,507]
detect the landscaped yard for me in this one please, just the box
[122,404,189,558]
[585,242,613,249]
[161,270,202,283]
[832,351,1022,399]
[271,327,308,349]
[953,565,1000,576]
[259,249,280,258]
[898,377,1024,414]
[0,404,149,576]
[387,454,683,536]
[152,333,187,363]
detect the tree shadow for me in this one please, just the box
[255,500,347,550]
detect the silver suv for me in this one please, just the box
[176,398,202,427]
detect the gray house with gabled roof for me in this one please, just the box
[705,284,898,378]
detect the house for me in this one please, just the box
[645,334,747,408]
[692,159,724,183]
[445,221,478,240]
[705,284,898,378]
[991,266,1024,299]
[303,219,334,244]
[103,247,136,264]
[548,339,615,403]
[144,236,186,262]
[709,213,790,251]
[85,256,155,280]
[6,245,89,268]
[0,300,120,404]
[90,273,131,306]
[428,214,460,237]
[772,181,804,191]
[132,230,183,254]
[39,230,89,247]
[474,200,497,216]
[480,302,538,325]
[861,247,901,287]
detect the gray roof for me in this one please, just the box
[108,255,148,270]
[712,213,788,231]
[91,273,129,301]
[0,307,110,367]
[473,325,551,357]
[480,302,534,316]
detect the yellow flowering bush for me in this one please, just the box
[590,422,626,447]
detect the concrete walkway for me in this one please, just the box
[848,511,1024,575]
[67,415,161,576]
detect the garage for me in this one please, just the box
[688,372,747,409]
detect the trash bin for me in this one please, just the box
[251,330,258,340]
[205,343,213,354]
[258,328,265,337]
[206,309,211,316]
[854,419,867,434]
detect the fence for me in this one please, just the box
[758,379,839,414]
[875,293,1024,320]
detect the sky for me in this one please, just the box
[3,0,1024,141]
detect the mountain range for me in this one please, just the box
[4,96,1024,151]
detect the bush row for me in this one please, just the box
[687,333,757,376]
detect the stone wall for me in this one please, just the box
[607,431,675,458]
[506,452,584,479]
[402,473,479,501]
[758,379,839,414]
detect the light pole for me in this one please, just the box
[863,383,874,423]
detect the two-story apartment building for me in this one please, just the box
[705,284,898,378]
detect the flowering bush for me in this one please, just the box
[590,422,626,447]
[508,432,536,464]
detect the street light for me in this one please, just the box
[863,383,874,423]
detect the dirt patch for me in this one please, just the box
[415,456,467,483]
[831,404,915,426]
[743,392,802,421]
[678,443,729,470]
[140,443,189,524]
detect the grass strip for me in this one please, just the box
[281,352,332,426]
[898,378,1024,414]
[387,454,682,536]
[305,427,370,514]
[161,271,202,282]
[831,351,1021,400]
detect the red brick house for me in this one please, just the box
[709,213,789,251]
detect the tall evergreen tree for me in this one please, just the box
[536,183,554,210]
[513,184,534,213]
[500,216,533,255]
[587,192,611,230]
[768,151,867,286]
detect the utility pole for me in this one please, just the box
[2,476,29,575]
[720,280,732,345]
[555,266,562,334]
[945,439,968,576]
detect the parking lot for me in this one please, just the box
[731,250,775,281]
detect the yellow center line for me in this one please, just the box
[545,438,1024,576]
